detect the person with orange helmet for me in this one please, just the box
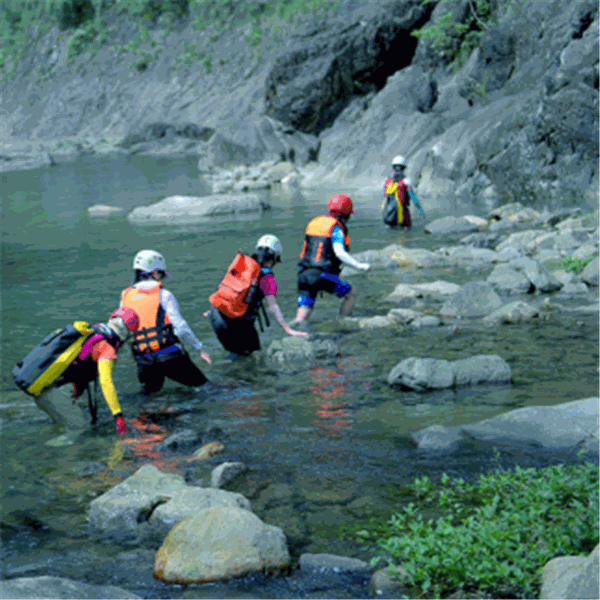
[295,194,371,323]
[19,307,141,436]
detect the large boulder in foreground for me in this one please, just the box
[154,505,290,583]
[388,355,512,391]
[87,465,249,537]
[127,194,270,223]
[540,544,599,600]
[0,577,140,599]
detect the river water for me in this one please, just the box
[1,156,598,598]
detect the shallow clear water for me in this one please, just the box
[1,157,598,598]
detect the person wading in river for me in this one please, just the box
[14,307,141,436]
[294,194,371,323]
[208,234,308,360]
[120,250,211,394]
[382,155,425,229]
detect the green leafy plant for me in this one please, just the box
[560,254,597,274]
[412,0,495,66]
[373,461,599,599]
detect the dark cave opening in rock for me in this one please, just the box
[313,9,435,135]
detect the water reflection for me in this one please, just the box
[309,366,353,438]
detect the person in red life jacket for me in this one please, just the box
[121,250,211,394]
[295,194,371,323]
[208,235,308,360]
[382,155,425,229]
[33,307,140,435]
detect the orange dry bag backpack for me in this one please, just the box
[209,252,262,319]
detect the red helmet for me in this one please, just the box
[110,307,140,333]
[327,193,355,216]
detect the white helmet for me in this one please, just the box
[256,234,282,262]
[392,155,407,167]
[133,250,167,273]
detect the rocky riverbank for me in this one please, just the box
[2,0,598,211]
[3,200,597,599]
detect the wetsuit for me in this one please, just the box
[121,281,207,394]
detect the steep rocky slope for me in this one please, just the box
[1,0,598,212]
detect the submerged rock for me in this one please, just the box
[87,204,125,217]
[265,337,338,372]
[462,397,599,451]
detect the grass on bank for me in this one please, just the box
[369,458,598,599]
[0,0,341,77]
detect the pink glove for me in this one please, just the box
[115,414,128,435]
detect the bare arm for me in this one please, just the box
[264,296,307,337]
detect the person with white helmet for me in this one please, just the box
[208,234,307,359]
[120,250,211,394]
[382,155,425,229]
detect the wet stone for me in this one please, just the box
[298,475,357,503]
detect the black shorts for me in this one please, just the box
[297,268,352,303]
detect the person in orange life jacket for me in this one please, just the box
[120,250,211,395]
[208,235,308,359]
[33,307,140,436]
[383,155,425,229]
[295,194,371,323]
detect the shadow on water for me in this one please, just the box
[1,157,598,598]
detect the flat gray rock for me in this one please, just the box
[0,577,140,599]
[441,281,503,318]
[127,194,270,223]
[463,397,599,450]
[299,553,372,574]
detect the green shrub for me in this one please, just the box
[560,254,597,274]
[1,0,343,78]
[373,462,599,598]
[412,0,495,66]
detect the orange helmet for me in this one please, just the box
[327,193,355,216]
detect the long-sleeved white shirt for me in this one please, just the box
[123,281,203,351]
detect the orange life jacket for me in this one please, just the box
[120,283,178,355]
[298,215,350,275]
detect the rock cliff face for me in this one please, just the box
[1,0,598,211]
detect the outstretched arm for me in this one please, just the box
[408,189,425,216]
[162,289,211,364]
[332,242,370,271]
[264,296,307,336]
